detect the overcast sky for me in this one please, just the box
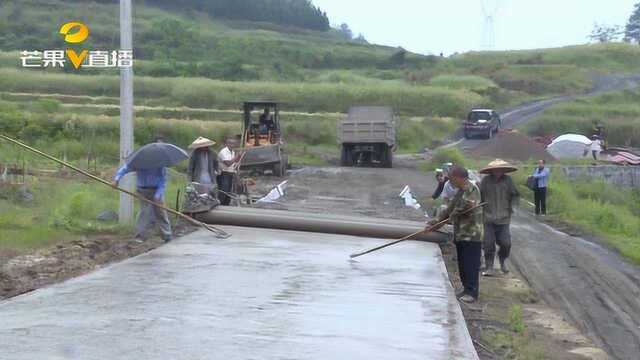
[312,0,637,55]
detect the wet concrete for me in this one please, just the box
[0,226,477,360]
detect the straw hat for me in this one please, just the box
[479,159,518,175]
[188,137,216,149]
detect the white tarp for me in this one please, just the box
[399,185,422,210]
[547,134,591,159]
[257,181,288,203]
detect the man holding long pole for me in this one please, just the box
[428,166,484,303]
[113,163,172,243]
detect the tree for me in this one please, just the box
[625,2,640,43]
[338,23,353,40]
[589,23,622,43]
[354,33,368,44]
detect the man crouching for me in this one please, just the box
[429,165,484,303]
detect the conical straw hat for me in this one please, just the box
[479,159,518,174]
[188,137,216,149]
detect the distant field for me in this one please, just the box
[0,68,484,117]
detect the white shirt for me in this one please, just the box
[590,139,603,152]
[442,181,458,201]
[218,147,237,173]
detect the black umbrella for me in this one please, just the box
[125,142,189,170]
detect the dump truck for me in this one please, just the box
[338,106,396,168]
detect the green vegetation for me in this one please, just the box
[523,88,640,147]
[421,147,468,171]
[509,304,525,333]
[0,174,186,253]
[0,0,427,81]
[514,168,640,264]
[134,0,331,31]
[0,68,483,117]
[429,74,497,91]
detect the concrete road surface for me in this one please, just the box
[0,226,478,360]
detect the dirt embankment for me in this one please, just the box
[0,225,196,300]
[469,130,555,163]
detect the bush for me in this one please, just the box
[396,117,458,152]
[424,147,468,170]
[429,74,497,91]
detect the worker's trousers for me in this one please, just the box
[483,222,511,267]
[136,188,172,240]
[217,172,235,206]
[534,187,547,215]
[456,240,481,299]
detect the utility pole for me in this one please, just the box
[119,0,134,223]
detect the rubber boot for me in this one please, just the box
[500,257,509,274]
[482,260,495,277]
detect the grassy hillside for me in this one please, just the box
[522,88,640,147]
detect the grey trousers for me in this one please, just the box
[136,188,172,240]
[483,222,511,267]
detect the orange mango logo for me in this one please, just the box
[59,22,90,43]
[59,21,90,69]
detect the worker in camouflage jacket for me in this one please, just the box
[429,165,483,303]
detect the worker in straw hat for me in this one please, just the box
[184,137,219,213]
[188,137,218,188]
[479,159,520,276]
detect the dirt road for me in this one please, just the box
[511,212,640,360]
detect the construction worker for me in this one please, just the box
[429,165,484,303]
[479,159,519,276]
[217,137,244,206]
[184,137,219,213]
[531,159,550,216]
[590,135,603,160]
[113,162,172,243]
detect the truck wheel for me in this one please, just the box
[382,146,393,168]
[273,162,284,177]
[340,145,353,167]
[464,130,470,139]
[280,155,288,176]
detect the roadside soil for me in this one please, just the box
[0,223,196,300]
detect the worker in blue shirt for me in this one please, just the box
[113,164,172,242]
[531,160,550,216]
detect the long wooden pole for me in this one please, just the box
[350,202,486,259]
[0,135,230,239]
